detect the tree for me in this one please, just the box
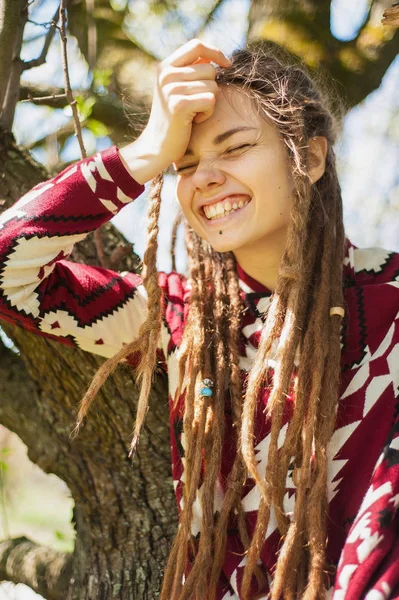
[248,0,399,108]
[0,1,398,598]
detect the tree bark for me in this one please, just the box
[0,0,28,130]
[0,0,26,111]
[0,133,178,599]
[0,537,72,600]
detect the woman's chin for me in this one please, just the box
[206,235,243,254]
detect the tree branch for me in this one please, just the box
[0,536,72,600]
[247,0,399,109]
[59,0,86,159]
[330,28,399,106]
[0,0,25,110]
[22,3,60,71]
[352,0,398,51]
[18,82,148,148]
[21,91,68,105]
[382,2,399,25]
[19,83,69,107]
[0,0,28,130]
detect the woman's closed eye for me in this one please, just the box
[175,144,254,174]
[175,164,197,174]
[225,143,253,154]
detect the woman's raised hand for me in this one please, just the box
[119,40,231,185]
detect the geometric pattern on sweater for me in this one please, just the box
[1,145,398,599]
[332,414,399,600]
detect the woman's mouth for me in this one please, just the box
[202,195,252,222]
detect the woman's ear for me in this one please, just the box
[308,136,328,184]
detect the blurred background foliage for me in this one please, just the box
[1,0,398,598]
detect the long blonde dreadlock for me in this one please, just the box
[77,42,346,599]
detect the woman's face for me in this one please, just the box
[173,87,294,255]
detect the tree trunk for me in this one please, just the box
[0,132,178,599]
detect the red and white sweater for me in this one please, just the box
[1,146,399,599]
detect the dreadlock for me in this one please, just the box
[77,42,346,599]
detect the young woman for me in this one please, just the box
[1,39,399,600]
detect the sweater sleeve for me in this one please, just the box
[0,146,158,360]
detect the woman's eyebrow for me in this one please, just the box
[183,127,257,157]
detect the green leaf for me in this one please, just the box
[93,68,113,91]
[0,461,8,472]
[86,118,109,137]
[55,530,66,541]
[76,95,97,121]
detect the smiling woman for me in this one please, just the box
[0,38,399,600]
[173,90,299,289]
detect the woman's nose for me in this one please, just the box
[191,164,226,191]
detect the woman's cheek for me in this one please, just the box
[175,181,190,216]
[175,186,200,234]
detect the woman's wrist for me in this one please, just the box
[118,134,169,185]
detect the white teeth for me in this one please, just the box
[203,197,251,220]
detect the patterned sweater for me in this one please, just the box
[0,146,398,600]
